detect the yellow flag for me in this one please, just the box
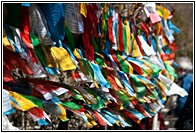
[115,121,120,126]
[85,112,98,126]
[139,59,153,76]
[85,122,93,128]
[80,3,87,17]
[41,44,58,68]
[124,19,131,55]
[57,103,67,121]
[117,24,120,50]
[57,103,66,116]
[104,100,111,106]
[162,37,167,46]
[78,60,90,77]
[3,28,15,52]
[164,60,172,65]
[131,33,142,57]
[154,79,167,101]
[93,76,100,88]
[100,5,106,47]
[120,105,124,110]
[156,5,170,20]
[58,115,67,121]
[164,71,175,82]
[156,10,163,17]
[118,55,133,74]
[154,78,168,96]
[139,80,155,89]
[154,23,162,35]
[73,48,82,59]
[9,91,37,111]
[114,76,124,89]
[51,47,76,71]
[10,101,23,111]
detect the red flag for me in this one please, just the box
[118,15,124,51]
[121,109,139,122]
[104,67,121,91]
[93,111,107,126]
[3,46,33,75]
[160,53,175,61]
[130,62,144,75]
[19,5,37,63]
[29,107,44,119]
[82,33,94,61]
[108,17,115,44]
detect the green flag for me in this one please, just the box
[61,101,82,110]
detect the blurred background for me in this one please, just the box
[166,3,193,61]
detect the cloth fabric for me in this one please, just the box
[64,3,84,34]
[3,3,184,128]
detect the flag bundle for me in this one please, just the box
[3,3,186,128]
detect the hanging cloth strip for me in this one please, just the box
[28,107,44,120]
[103,67,122,91]
[100,110,120,125]
[29,3,55,45]
[3,89,16,115]
[74,86,97,104]
[108,7,115,44]
[85,112,98,126]
[85,88,105,110]
[42,100,65,116]
[131,33,143,58]
[61,101,82,111]
[80,3,87,17]
[40,3,65,45]
[167,20,180,33]
[64,3,84,34]
[111,9,118,50]
[94,110,112,126]
[91,62,111,89]
[80,58,95,82]
[64,25,75,50]
[115,53,133,74]
[28,108,51,125]
[117,15,124,51]
[82,32,95,61]
[3,46,33,75]
[129,74,148,98]
[4,24,22,54]
[9,91,38,111]
[3,61,16,83]
[61,84,83,101]
[138,35,156,56]
[50,47,77,72]
[3,28,15,52]
[10,26,46,78]
[22,78,69,100]
[91,4,102,37]
[124,18,131,55]
[30,34,53,74]
[156,5,170,20]
[135,28,145,56]
[20,5,38,63]
[40,44,58,69]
